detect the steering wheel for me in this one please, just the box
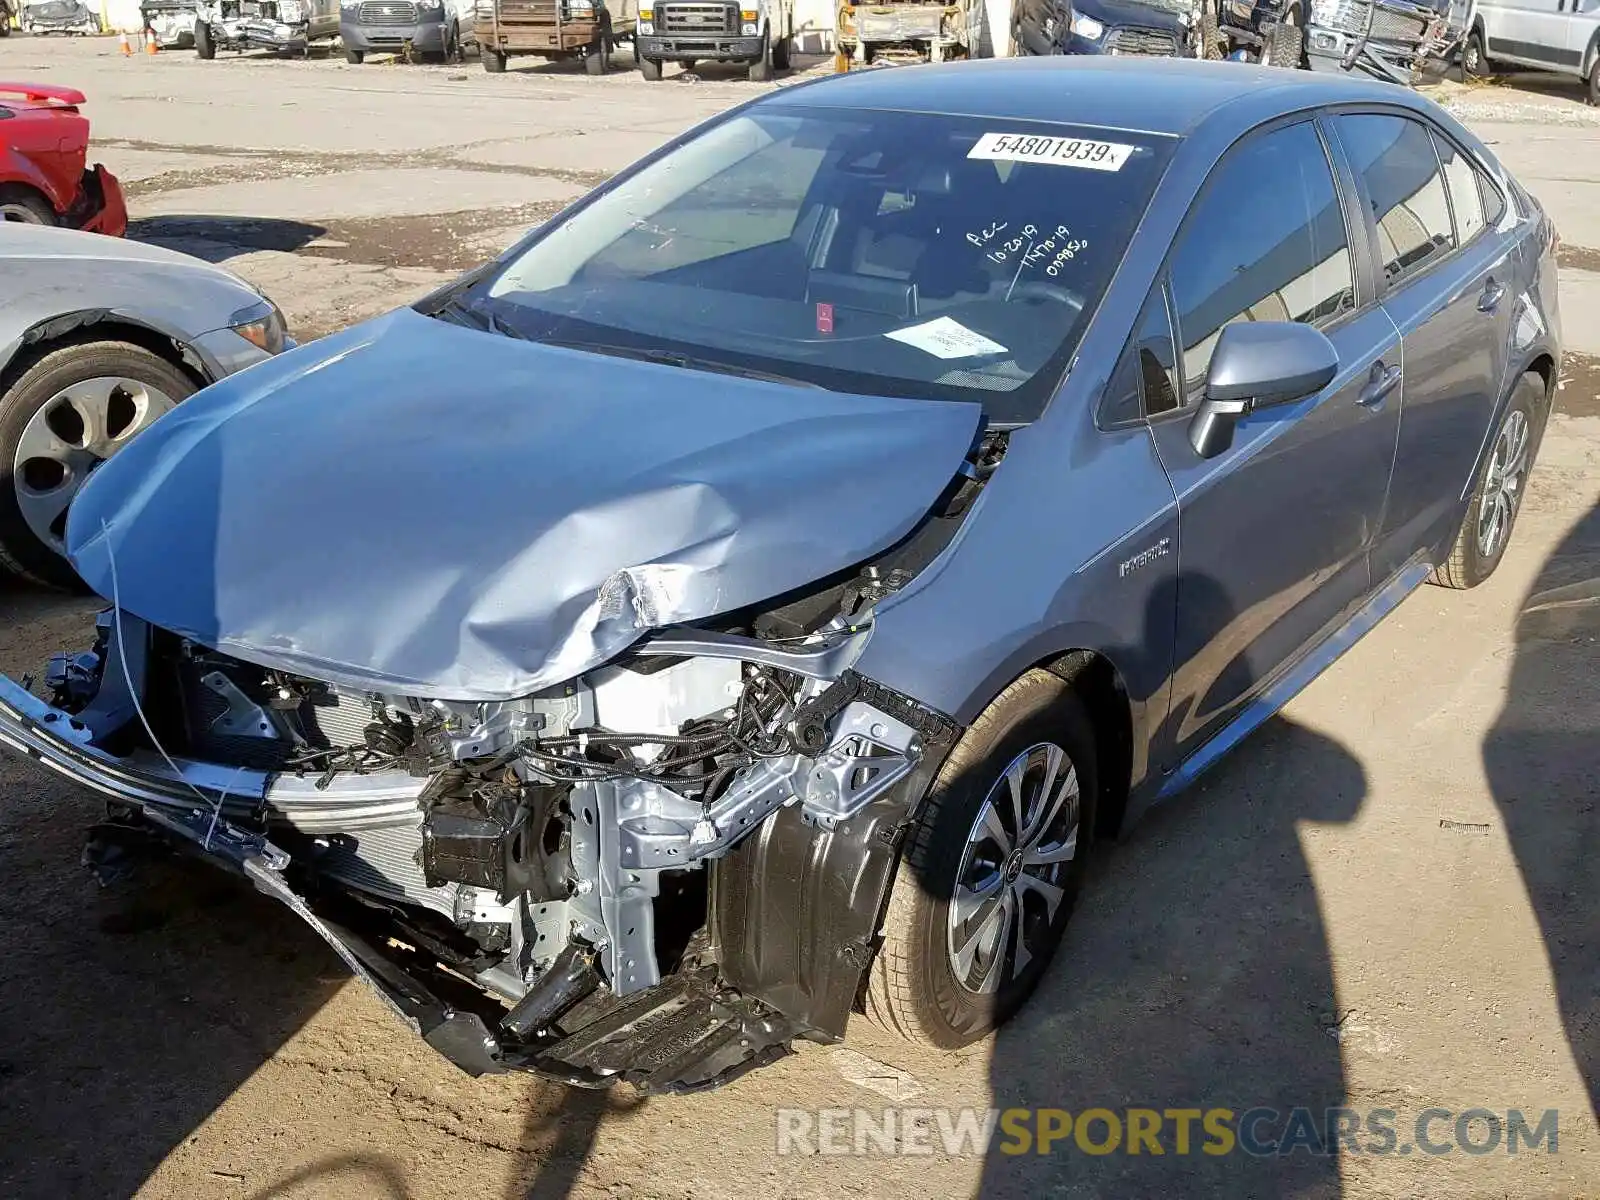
[1008,279,1084,312]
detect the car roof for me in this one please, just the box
[765,57,1427,139]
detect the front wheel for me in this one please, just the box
[195,19,214,57]
[1459,28,1489,79]
[1587,54,1598,106]
[481,44,506,71]
[771,32,790,69]
[865,669,1098,1049]
[747,34,773,80]
[1261,8,1305,68]
[584,27,610,73]
[0,342,197,590]
[1429,374,1544,590]
[345,46,363,62]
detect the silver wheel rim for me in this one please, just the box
[946,741,1080,995]
[13,376,177,553]
[0,202,49,224]
[1476,408,1529,559]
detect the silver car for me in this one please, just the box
[0,224,287,588]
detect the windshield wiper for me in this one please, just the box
[432,295,525,340]
[536,338,824,389]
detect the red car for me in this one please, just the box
[0,83,126,237]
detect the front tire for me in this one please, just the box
[481,44,506,70]
[1261,8,1305,68]
[866,669,1098,1049]
[771,31,790,69]
[747,33,773,80]
[1460,27,1489,79]
[584,26,610,73]
[1587,54,1598,106]
[195,19,214,57]
[639,53,662,79]
[1429,374,1543,590]
[345,46,363,62]
[0,342,196,590]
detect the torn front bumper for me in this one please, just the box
[0,673,804,1090]
[67,165,127,239]
[212,16,310,47]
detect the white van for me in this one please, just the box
[1463,0,1600,103]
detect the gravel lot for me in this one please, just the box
[0,38,1596,1200]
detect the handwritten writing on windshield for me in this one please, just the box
[965,223,1089,277]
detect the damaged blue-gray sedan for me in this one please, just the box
[0,59,1562,1091]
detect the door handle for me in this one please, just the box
[1478,277,1507,313]
[1358,362,1402,408]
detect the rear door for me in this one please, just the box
[1332,111,1519,582]
[1143,118,1402,762]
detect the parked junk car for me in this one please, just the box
[636,0,793,81]
[17,0,101,32]
[834,0,981,67]
[0,83,125,237]
[194,0,341,55]
[1460,0,1599,104]
[2,60,1561,1092]
[0,222,289,587]
[141,0,202,46]
[1304,0,1472,81]
[1201,0,1308,64]
[342,0,465,60]
[478,0,635,73]
[1061,0,1199,56]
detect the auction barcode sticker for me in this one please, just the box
[967,132,1135,172]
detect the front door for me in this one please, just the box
[1331,112,1519,581]
[1146,118,1402,763]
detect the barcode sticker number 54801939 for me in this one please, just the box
[967,133,1135,172]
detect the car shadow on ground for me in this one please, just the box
[1484,500,1599,1114]
[126,215,328,264]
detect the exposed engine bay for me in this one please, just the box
[14,435,1002,1090]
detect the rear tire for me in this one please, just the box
[1429,374,1544,590]
[865,669,1098,1049]
[584,21,610,73]
[481,44,506,70]
[195,19,214,57]
[0,342,198,591]
[0,185,56,226]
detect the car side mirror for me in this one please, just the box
[1188,321,1340,459]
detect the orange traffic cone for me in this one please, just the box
[145,29,158,53]
[119,30,132,55]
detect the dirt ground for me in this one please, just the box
[0,36,1597,1200]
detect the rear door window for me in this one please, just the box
[1431,130,1487,246]
[1335,114,1456,286]
[1166,120,1355,403]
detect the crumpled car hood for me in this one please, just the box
[67,308,982,701]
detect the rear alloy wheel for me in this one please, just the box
[0,185,55,225]
[866,669,1098,1048]
[0,342,195,589]
[1430,374,1543,590]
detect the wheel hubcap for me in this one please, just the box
[0,203,48,224]
[946,741,1080,995]
[13,376,177,553]
[1476,408,1529,559]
